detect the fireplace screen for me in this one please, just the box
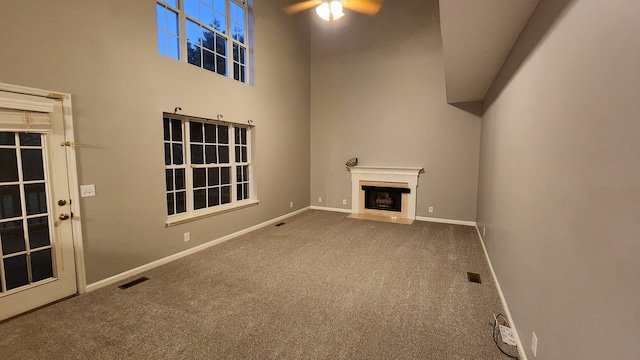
[362,186,410,212]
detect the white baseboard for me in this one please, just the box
[309,205,352,214]
[475,226,528,360]
[86,207,311,292]
[415,216,477,227]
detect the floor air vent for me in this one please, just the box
[467,272,482,284]
[118,277,149,289]
[275,222,286,227]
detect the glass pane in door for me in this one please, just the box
[0,148,18,182]
[21,149,45,180]
[0,185,22,219]
[31,249,54,282]
[0,221,25,254]
[4,254,29,290]
[28,216,50,248]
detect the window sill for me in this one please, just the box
[165,199,260,227]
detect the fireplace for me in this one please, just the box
[363,185,410,212]
[348,166,423,224]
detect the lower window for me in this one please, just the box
[163,113,254,221]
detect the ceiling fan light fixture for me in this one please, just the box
[316,1,344,21]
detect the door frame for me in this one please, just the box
[0,82,87,294]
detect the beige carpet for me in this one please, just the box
[0,210,515,359]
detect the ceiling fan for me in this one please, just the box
[284,0,384,21]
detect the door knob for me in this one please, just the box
[59,213,70,220]
[58,199,67,206]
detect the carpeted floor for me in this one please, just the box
[0,210,515,359]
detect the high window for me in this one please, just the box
[163,114,255,223]
[156,0,249,83]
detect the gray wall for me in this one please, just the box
[478,0,640,358]
[309,0,481,222]
[0,0,311,284]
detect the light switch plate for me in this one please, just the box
[80,184,96,197]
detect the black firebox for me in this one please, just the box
[362,186,410,212]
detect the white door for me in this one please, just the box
[0,90,77,320]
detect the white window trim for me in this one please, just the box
[164,114,257,227]
[166,199,259,226]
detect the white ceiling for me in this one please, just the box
[439,0,539,104]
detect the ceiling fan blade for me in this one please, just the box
[284,0,322,15]
[342,0,384,16]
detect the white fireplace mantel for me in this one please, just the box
[350,166,423,220]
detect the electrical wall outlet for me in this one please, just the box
[532,332,538,357]
[183,232,190,242]
[318,197,322,203]
[290,201,293,208]
[342,199,347,205]
[428,206,434,213]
